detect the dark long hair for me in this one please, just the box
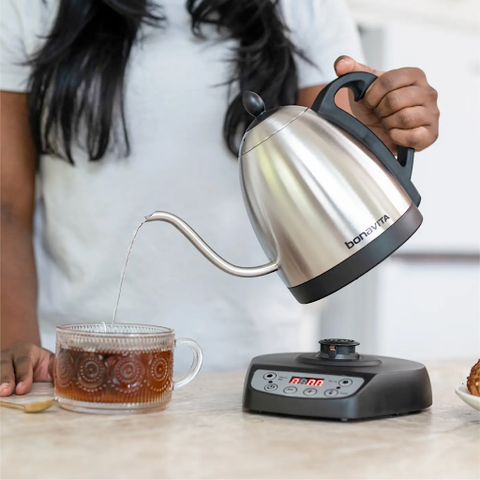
[28,0,306,163]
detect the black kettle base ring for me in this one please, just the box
[296,353,383,367]
[289,204,423,304]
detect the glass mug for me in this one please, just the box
[54,323,202,414]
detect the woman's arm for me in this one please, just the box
[1,92,38,346]
[0,91,54,396]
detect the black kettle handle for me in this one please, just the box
[312,72,421,206]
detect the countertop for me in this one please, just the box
[1,360,479,479]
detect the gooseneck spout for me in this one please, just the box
[144,212,278,278]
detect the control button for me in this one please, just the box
[324,389,338,397]
[283,387,297,395]
[339,378,353,387]
[303,388,317,396]
[263,372,277,380]
[264,383,278,392]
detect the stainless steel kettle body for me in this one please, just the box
[146,72,423,304]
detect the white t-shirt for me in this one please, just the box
[1,0,364,371]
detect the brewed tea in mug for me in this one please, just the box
[54,323,202,414]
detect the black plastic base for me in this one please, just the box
[289,204,423,304]
[243,352,432,421]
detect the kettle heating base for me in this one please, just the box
[243,339,432,421]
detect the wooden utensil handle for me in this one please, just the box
[0,401,25,411]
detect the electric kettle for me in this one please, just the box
[146,72,423,304]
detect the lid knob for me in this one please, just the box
[243,91,266,117]
[318,338,360,361]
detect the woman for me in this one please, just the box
[0,0,439,396]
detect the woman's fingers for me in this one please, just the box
[13,351,34,395]
[364,69,439,151]
[0,352,16,397]
[389,126,436,152]
[334,55,382,77]
[381,101,439,151]
[334,58,440,152]
[0,344,33,396]
[35,348,55,383]
[381,106,432,131]
[374,86,434,119]
[364,68,428,110]
[0,343,54,396]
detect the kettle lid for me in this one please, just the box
[241,91,307,154]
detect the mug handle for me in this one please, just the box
[174,338,203,389]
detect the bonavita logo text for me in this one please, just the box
[345,215,391,249]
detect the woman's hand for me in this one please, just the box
[334,56,440,153]
[0,342,54,396]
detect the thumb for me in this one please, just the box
[334,55,383,77]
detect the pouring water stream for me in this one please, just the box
[112,220,146,325]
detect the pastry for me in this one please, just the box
[467,359,480,396]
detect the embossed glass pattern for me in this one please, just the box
[54,323,202,414]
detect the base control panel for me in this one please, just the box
[250,369,364,399]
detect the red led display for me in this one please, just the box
[289,377,324,387]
